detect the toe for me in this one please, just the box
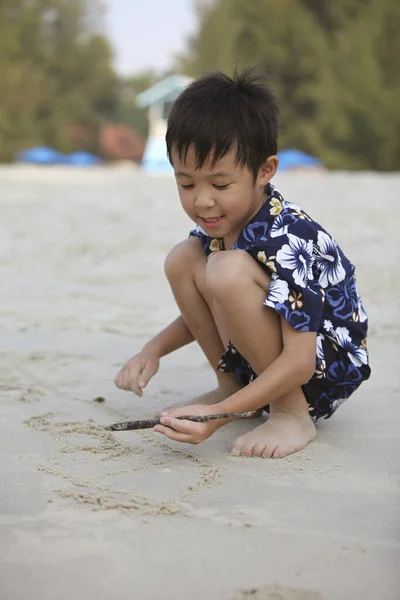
[231,441,253,457]
[233,443,253,457]
[252,443,266,457]
[231,437,245,456]
[261,445,275,458]
[272,445,294,459]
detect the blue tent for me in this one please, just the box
[17,146,65,165]
[277,149,323,170]
[65,151,102,166]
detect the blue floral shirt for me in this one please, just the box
[190,183,369,370]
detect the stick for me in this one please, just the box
[105,411,257,431]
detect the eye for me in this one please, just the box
[213,184,230,190]
[179,183,194,190]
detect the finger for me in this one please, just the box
[153,425,192,443]
[138,363,157,390]
[114,366,131,390]
[114,369,142,395]
[115,372,129,392]
[124,366,144,396]
[160,416,201,435]
[128,373,143,396]
[160,407,193,418]
[113,371,125,390]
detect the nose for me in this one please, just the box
[194,190,216,210]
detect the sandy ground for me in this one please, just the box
[0,166,399,600]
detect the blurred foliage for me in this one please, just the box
[114,72,160,139]
[0,0,121,159]
[2,0,398,169]
[0,0,156,161]
[180,0,400,170]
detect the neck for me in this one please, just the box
[223,188,268,250]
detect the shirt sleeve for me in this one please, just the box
[189,225,205,241]
[246,230,324,333]
[189,226,223,259]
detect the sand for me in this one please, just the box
[0,165,399,600]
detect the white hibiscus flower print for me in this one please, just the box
[264,278,290,309]
[330,326,369,367]
[270,212,297,238]
[315,230,346,287]
[276,234,314,288]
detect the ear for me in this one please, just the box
[257,155,278,187]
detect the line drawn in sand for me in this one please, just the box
[25,412,221,515]
[12,350,222,516]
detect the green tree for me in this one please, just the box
[311,0,400,169]
[177,0,400,170]
[180,0,242,75]
[0,0,118,160]
[179,0,330,158]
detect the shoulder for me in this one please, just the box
[270,196,321,241]
[233,188,321,254]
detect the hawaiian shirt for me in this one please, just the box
[190,183,369,370]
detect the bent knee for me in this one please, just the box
[206,250,250,292]
[206,250,270,295]
[164,237,205,281]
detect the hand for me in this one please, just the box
[154,404,224,445]
[113,350,159,396]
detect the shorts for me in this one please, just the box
[218,336,371,422]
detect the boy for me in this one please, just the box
[114,70,371,458]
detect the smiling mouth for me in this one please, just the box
[201,217,222,223]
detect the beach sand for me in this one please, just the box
[0,166,399,600]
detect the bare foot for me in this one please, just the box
[231,411,316,459]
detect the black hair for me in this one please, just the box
[166,69,279,180]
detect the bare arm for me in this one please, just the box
[144,315,194,358]
[114,315,194,394]
[215,318,316,414]
[153,320,316,445]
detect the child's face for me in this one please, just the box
[171,145,277,246]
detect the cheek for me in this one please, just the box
[219,194,246,218]
[178,192,194,215]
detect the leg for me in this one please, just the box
[206,250,316,458]
[163,238,242,407]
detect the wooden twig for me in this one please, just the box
[105,411,257,431]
